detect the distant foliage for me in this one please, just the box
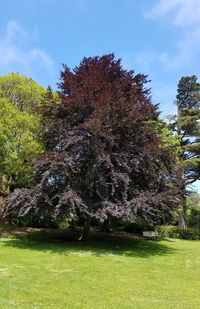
[186,191,200,228]
[4,54,183,232]
[156,225,200,240]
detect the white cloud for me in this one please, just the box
[5,20,28,42]
[145,0,200,27]
[145,0,200,69]
[0,20,54,78]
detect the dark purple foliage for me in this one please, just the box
[4,54,182,227]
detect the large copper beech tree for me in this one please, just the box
[4,54,182,239]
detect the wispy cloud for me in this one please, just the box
[145,0,200,27]
[123,50,157,75]
[160,26,200,69]
[0,20,54,79]
[145,0,200,69]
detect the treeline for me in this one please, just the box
[0,54,200,238]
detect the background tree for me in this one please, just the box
[4,54,182,238]
[0,73,45,111]
[151,118,181,156]
[0,74,61,193]
[176,75,200,184]
[170,75,200,228]
[186,191,200,228]
[0,97,43,188]
[0,73,47,215]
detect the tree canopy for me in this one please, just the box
[4,54,182,237]
[0,73,45,111]
[0,97,43,189]
[0,73,46,195]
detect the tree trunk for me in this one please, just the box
[178,196,187,229]
[102,217,112,233]
[79,216,91,240]
[0,196,7,225]
[0,196,13,225]
[0,195,5,218]
[178,211,187,229]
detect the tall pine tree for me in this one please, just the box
[173,75,200,228]
[176,75,200,184]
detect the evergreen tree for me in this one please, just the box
[176,75,200,184]
[170,75,200,228]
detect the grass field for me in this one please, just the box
[0,229,199,309]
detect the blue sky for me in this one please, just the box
[1,0,200,191]
[1,0,200,117]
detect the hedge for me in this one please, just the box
[156,225,200,240]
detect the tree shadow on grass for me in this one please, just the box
[1,228,176,258]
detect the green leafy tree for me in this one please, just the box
[150,118,181,155]
[186,191,200,228]
[0,73,47,199]
[0,97,43,189]
[41,85,60,107]
[0,73,45,111]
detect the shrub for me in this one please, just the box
[156,225,200,240]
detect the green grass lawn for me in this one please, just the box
[0,229,199,309]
